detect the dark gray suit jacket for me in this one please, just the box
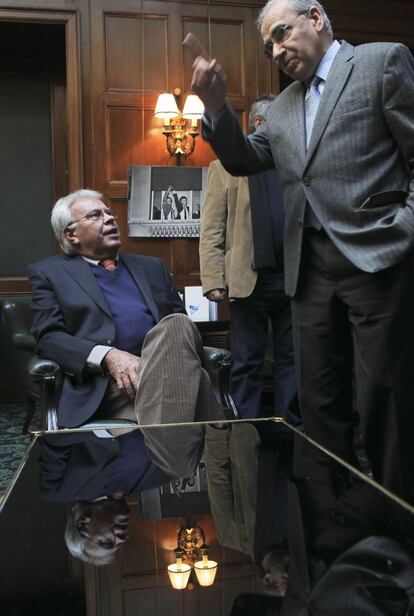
[204,41,414,296]
[28,253,185,427]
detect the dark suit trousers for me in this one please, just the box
[229,269,299,422]
[292,229,414,504]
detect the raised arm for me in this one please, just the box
[183,33,227,121]
[183,33,274,176]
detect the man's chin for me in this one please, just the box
[104,238,121,252]
[281,60,311,83]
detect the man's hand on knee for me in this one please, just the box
[103,349,140,400]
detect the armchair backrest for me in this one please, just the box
[1,297,35,352]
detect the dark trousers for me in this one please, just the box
[292,229,414,503]
[229,268,299,422]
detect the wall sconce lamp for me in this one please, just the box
[167,525,218,590]
[154,88,204,163]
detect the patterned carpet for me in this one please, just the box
[0,402,34,497]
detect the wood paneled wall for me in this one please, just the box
[87,0,275,288]
[84,503,258,616]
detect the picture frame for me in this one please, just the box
[139,460,210,519]
[128,165,209,238]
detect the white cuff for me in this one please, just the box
[86,345,113,371]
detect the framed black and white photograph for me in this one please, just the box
[139,460,210,520]
[128,165,208,238]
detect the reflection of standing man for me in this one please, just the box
[200,96,298,422]
[186,0,414,503]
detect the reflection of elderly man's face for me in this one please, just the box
[261,549,290,596]
[76,497,130,562]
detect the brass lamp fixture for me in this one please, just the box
[154,88,204,163]
[167,525,218,589]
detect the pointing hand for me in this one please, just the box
[183,32,227,121]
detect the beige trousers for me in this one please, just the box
[98,314,223,478]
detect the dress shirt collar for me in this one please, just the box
[82,254,119,267]
[314,39,341,83]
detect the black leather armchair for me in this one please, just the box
[2,297,62,432]
[1,297,236,433]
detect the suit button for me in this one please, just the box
[297,218,303,226]
[303,176,311,186]
[107,339,112,345]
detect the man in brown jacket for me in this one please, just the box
[200,96,298,424]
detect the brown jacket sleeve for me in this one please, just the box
[199,160,228,295]
[199,159,257,299]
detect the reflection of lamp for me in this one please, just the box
[194,551,218,587]
[167,525,218,589]
[167,548,192,590]
[154,88,204,163]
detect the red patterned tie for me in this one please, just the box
[100,258,117,272]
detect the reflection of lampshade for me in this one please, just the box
[182,94,204,119]
[154,93,180,118]
[167,561,192,590]
[194,555,218,587]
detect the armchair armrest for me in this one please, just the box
[1,300,35,352]
[28,356,61,381]
[202,346,238,419]
[202,346,232,371]
[27,356,62,432]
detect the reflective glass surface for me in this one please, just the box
[1,419,413,616]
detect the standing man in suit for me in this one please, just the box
[184,0,414,503]
[28,189,223,480]
[200,95,298,423]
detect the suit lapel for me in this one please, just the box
[290,82,307,161]
[305,41,355,164]
[63,256,112,317]
[278,81,307,165]
[120,254,160,322]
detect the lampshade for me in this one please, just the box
[154,93,180,119]
[167,561,192,590]
[182,94,204,119]
[194,558,218,587]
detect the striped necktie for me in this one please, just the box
[304,75,322,150]
[100,258,117,272]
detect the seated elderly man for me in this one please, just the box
[28,189,223,481]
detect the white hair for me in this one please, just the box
[65,502,116,567]
[248,94,276,133]
[51,189,103,255]
[257,0,333,37]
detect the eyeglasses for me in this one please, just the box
[264,11,308,58]
[66,208,117,229]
